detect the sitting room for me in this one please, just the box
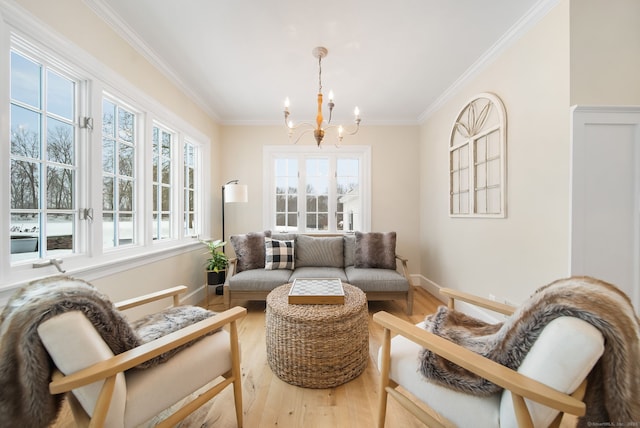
[0,0,639,427]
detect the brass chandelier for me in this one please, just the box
[283,46,361,147]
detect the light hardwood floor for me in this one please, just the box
[52,287,441,428]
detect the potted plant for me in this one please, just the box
[201,239,229,295]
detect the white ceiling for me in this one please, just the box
[87,0,548,125]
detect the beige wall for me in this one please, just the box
[419,1,571,304]
[570,0,640,105]
[12,0,220,304]
[220,125,422,274]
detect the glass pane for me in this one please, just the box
[287,213,297,227]
[153,184,158,211]
[11,159,39,209]
[487,131,500,158]
[306,195,317,212]
[161,131,171,157]
[119,179,133,211]
[161,158,170,184]
[160,214,170,239]
[102,138,115,173]
[152,213,159,240]
[10,213,40,260]
[288,195,297,211]
[119,143,134,177]
[452,171,459,193]
[187,189,194,211]
[318,195,328,212]
[276,195,286,212]
[460,191,469,214]
[306,214,316,229]
[276,213,285,227]
[317,214,328,230]
[47,166,73,209]
[103,213,115,248]
[11,105,41,158]
[161,186,170,211]
[11,51,41,108]
[276,177,287,194]
[185,213,195,236]
[337,158,358,176]
[46,70,74,120]
[102,177,114,210]
[337,213,344,231]
[47,213,73,253]
[102,99,116,137]
[47,117,73,165]
[459,146,469,168]
[118,108,134,143]
[119,213,134,245]
[476,137,486,161]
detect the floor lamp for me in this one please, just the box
[218,180,248,295]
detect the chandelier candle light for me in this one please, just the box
[284,46,361,147]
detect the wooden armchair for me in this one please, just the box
[37,285,246,428]
[374,287,605,428]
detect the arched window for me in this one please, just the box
[449,93,507,217]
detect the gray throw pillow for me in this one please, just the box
[295,235,344,268]
[355,231,397,270]
[344,234,356,266]
[230,230,271,272]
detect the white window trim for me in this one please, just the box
[0,5,211,292]
[263,145,371,233]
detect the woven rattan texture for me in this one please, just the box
[266,283,369,388]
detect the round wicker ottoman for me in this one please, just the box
[266,283,369,389]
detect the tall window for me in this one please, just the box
[183,141,200,237]
[152,124,173,240]
[265,146,370,233]
[102,97,137,248]
[449,93,507,217]
[10,49,79,262]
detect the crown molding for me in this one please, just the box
[83,0,221,122]
[418,0,560,123]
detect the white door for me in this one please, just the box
[570,106,640,310]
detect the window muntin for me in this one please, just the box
[266,146,370,233]
[10,50,78,263]
[152,124,174,241]
[102,97,137,248]
[449,93,507,217]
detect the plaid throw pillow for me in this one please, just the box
[265,238,295,270]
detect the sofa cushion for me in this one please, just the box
[295,235,344,268]
[228,268,292,292]
[345,266,408,292]
[355,231,396,270]
[289,267,348,283]
[230,230,271,273]
[265,238,295,270]
[344,235,356,267]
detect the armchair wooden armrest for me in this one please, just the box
[373,311,586,427]
[49,306,247,394]
[114,285,187,310]
[440,287,516,316]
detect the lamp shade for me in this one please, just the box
[224,183,248,203]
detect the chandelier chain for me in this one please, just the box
[318,55,322,94]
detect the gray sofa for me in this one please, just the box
[224,231,413,314]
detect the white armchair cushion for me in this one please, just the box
[499,316,604,428]
[37,311,127,427]
[378,321,501,428]
[124,329,232,427]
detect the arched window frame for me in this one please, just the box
[449,92,507,218]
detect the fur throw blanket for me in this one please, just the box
[0,276,217,428]
[419,276,640,427]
